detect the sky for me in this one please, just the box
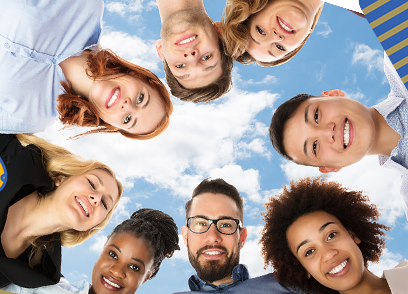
[34,1,408,293]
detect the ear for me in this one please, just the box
[54,175,64,187]
[239,227,247,249]
[142,271,154,284]
[319,166,342,173]
[155,40,164,61]
[182,226,188,247]
[307,272,311,279]
[213,21,222,37]
[321,89,346,97]
[349,231,361,244]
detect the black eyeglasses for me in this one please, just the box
[187,217,241,235]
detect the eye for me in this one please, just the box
[312,141,317,156]
[109,250,118,259]
[305,249,315,257]
[124,115,131,124]
[275,43,285,52]
[129,264,140,272]
[137,93,144,104]
[314,108,319,123]
[201,54,211,61]
[88,179,95,189]
[176,64,185,69]
[328,232,337,240]
[101,199,108,210]
[256,25,265,36]
[219,223,232,228]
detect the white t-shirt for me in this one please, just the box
[1,278,90,294]
[324,0,362,13]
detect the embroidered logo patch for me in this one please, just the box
[0,158,7,192]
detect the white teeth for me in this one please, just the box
[344,119,350,148]
[177,35,197,45]
[204,251,222,255]
[103,276,121,288]
[75,197,89,216]
[107,89,119,108]
[278,17,293,33]
[328,260,348,274]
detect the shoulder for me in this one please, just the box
[234,273,294,293]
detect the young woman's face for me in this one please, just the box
[247,0,319,62]
[286,211,365,292]
[88,75,166,135]
[91,233,154,294]
[53,169,119,232]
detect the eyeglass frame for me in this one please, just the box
[186,216,242,235]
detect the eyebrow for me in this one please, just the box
[203,61,219,72]
[303,104,311,158]
[268,50,276,58]
[295,221,336,254]
[108,245,146,269]
[92,173,114,205]
[174,73,190,80]
[251,36,260,45]
[174,62,219,80]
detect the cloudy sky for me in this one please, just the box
[36,1,408,293]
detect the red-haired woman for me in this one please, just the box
[0,0,172,140]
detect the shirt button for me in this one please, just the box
[392,151,398,157]
[404,135,408,139]
[51,58,56,64]
[30,52,35,58]
[4,43,10,49]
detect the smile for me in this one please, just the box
[344,119,350,148]
[277,17,295,33]
[103,276,122,289]
[75,196,89,217]
[107,88,120,108]
[177,35,197,45]
[203,251,223,255]
[328,259,348,274]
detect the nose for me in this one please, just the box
[89,192,102,206]
[110,263,126,279]
[317,122,335,143]
[271,29,284,42]
[205,223,222,244]
[120,97,134,110]
[183,49,198,59]
[322,247,338,263]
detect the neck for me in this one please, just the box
[59,52,93,98]
[207,274,233,287]
[157,0,205,23]
[369,108,401,156]
[339,268,391,294]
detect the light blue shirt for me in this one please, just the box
[0,0,103,134]
[1,278,90,294]
[374,53,408,219]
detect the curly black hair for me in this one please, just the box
[260,177,389,294]
[109,208,180,279]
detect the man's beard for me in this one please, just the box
[188,244,240,284]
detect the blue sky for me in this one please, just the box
[37,1,408,293]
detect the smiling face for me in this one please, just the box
[91,233,154,294]
[157,9,223,89]
[247,0,321,62]
[182,193,247,285]
[53,169,120,232]
[88,75,166,135]
[286,211,365,292]
[282,96,376,169]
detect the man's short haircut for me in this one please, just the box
[260,177,389,294]
[269,94,315,161]
[163,38,233,103]
[185,178,244,223]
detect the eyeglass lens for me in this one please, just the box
[189,217,237,234]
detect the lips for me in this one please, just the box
[277,16,295,34]
[343,118,354,149]
[327,259,350,277]
[100,275,124,291]
[75,196,92,217]
[197,245,226,260]
[106,87,121,109]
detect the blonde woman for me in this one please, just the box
[0,134,123,288]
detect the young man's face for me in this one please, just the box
[156,10,223,89]
[182,193,247,284]
[283,95,376,169]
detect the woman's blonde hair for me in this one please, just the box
[16,134,123,248]
[221,0,323,66]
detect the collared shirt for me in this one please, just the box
[173,264,296,294]
[374,53,408,219]
[2,278,90,294]
[0,0,103,134]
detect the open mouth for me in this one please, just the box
[107,88,120,108]
[344,118,350,148]
[176,34,197,45]
[203,250,223,256]
[102,275,122,289]
[328,259,348,275]
[75,196,89,217]
[277,17,295,33]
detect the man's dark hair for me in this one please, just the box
[185,178,244,223]
[163,38,233,103]
[269,94,315,160]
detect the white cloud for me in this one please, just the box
[105,0,156,16]
[352,44,384,75]
[316,64,326,82]
[369,248,403,277]
[105,2,127,16]
[316,22,332,38]
[172,234,188,261]
[90,234,108,253]
[344,88,365,100]
[245,75,278,85]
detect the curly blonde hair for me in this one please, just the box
[16,134,123,248]
[221,0,323,66]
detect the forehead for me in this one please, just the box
[189,193,240,219]
[107,233,154,264]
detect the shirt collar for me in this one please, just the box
[188,264,250,291]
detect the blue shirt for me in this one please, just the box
[0,0,103,134]
[374,53,408,219]
[173,264,296,293]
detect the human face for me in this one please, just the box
[158,10,223,89]
[91,233,154,294]
[286,211,364,292]
[88,75,166,134]
[247,0,321,62]
[53,169,119,232]
[283,96,376,169]
[182,193,247,284]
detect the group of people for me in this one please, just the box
[1,0,407,293]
